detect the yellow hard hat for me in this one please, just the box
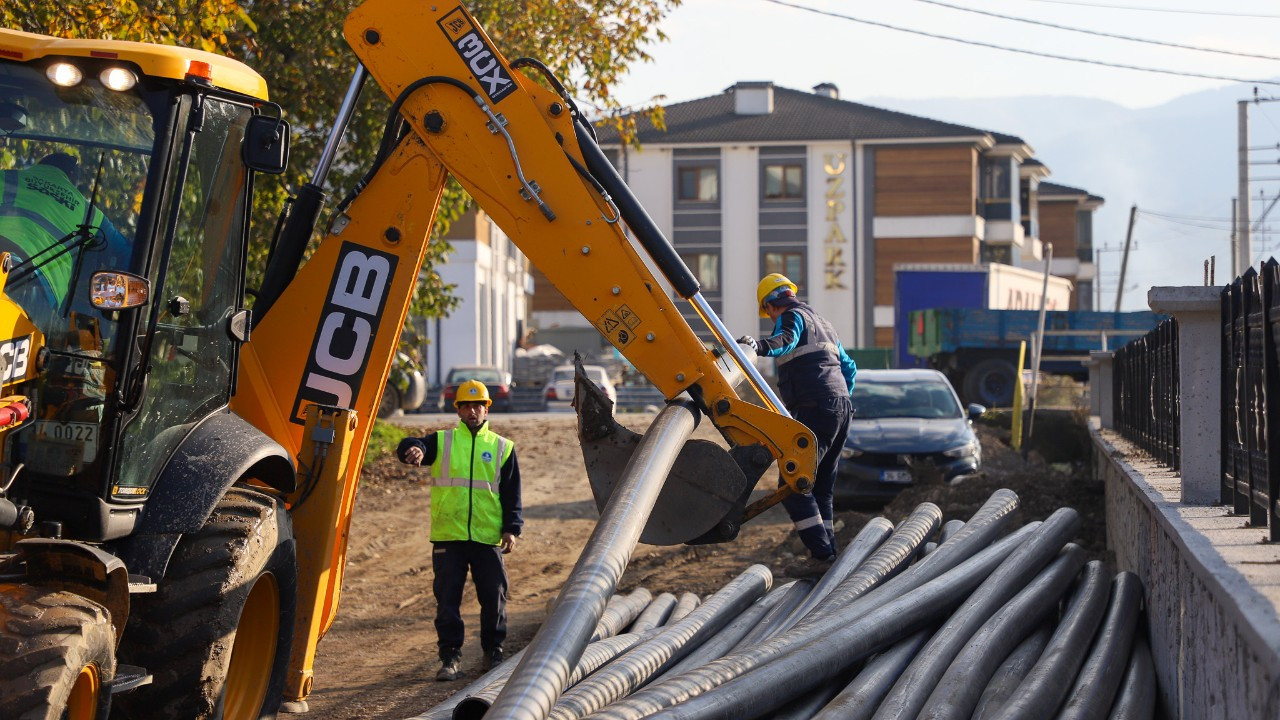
[756,273,798,318]
[455,379,492,407]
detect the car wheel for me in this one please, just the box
[377,385,400,419]
[962,359,1017,408]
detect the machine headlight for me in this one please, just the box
[942,440,979,459]
[46,62,83,87]
[100,67,138,92]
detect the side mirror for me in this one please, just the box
[90,271,150,310]
[243,114,290,175]
[967,403,987,421]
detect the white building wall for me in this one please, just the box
[619,145,676,299]
[808,143,857,343]
[720,147,759,339]
[424,217,531,385]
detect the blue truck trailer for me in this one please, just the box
[908,307,1163,406]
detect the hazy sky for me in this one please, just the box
[612,0,1280,110]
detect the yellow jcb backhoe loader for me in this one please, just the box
[0,2,817,717]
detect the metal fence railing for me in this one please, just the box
[1221,261,1280,541]
[1113,318,1180,471]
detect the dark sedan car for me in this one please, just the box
[836,369,985,507]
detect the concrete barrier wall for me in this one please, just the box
[1092,423,1280,719]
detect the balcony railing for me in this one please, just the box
[1113,318,1180,470]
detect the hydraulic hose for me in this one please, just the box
[917,544,1089,720]
[1056,572,1144,720]
[812,630,933,720]
[546,565,771,720]
[485,398,701,720]
[970,623,1054,720]
[985,560,1112,720]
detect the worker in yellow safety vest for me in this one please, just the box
[398,379,523,681]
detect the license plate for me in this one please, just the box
[35,421,99,462]
[881,469,912,484]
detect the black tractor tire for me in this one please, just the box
[115,486,297,720]
[377,384,400,419]
[962,358,1018,408]
[0,584,116,720]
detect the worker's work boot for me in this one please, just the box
[482,646,505,672]
[436,649,463,682]
[783,554,835,579]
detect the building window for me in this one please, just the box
[678,166,718,202]
[764,163,803,199]
[681,252,720,292]
[762,251,804,290]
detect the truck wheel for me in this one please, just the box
[116,486,296,720]
[0,584,115,720]
[963,358,1017,407]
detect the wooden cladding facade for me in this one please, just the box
[1038,201,1079,260]
[874,236,980,307]
[874,145,978,217]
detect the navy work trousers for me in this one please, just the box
[780,394,853,559]
[431,540,508,656]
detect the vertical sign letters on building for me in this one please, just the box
[824,153,849,290]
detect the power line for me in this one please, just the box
[1018,0,1280,18]
[914,0,1280,61]
[758,0,1280,86]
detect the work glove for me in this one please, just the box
[737,335,758,352]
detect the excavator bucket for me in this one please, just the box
[574,360,775,545]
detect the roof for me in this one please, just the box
[0,27,269,100]
[854,368,952,383]
[596,82,993,145]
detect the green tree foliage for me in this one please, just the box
[2,0,678,340]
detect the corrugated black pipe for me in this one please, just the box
[729,579,813,651]
[812,630,932,720]
[917,544,1089,719]
[630,593,678,634]
[647,510,1080,720]
[546,565,772,720]
[668,593,701,624]
[589,518,1043,720]
[1106,632,1156,720]
[775,517,895,634]
[970,623,1054,720]
[872,510,1083,720]
[1056,572,1143,719]
[653,587,789,682]
[592,590,652,642]
[984,560,1111,720]
[485,399,701,720]
[454,634,646,720]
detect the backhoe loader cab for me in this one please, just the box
[0,30,298,718]
[0,33,280,540]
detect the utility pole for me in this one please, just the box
[1239,99,1251,275]
[1115,204,1136,312]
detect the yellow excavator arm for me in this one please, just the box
[227,0,818,707]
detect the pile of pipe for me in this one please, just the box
[411,489,1156,720]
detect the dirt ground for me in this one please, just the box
[302,409,1105,719]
